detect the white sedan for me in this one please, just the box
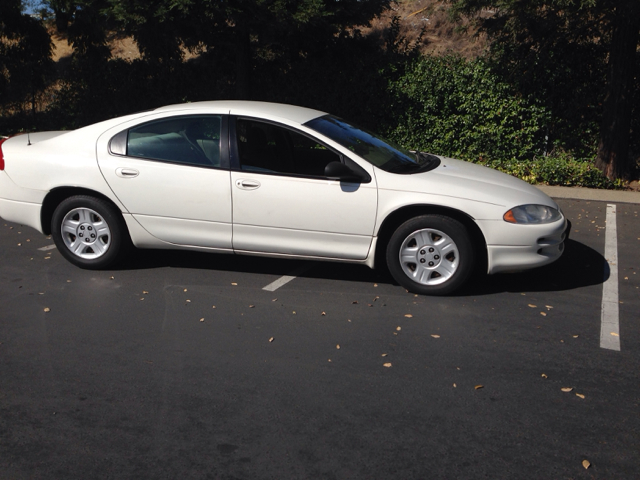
[0,101,568,295]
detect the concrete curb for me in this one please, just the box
[537,185,640,204]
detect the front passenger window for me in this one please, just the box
[237,119,341,176]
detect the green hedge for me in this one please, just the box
[386,55,620,189]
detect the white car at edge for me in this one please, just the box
[0,101,568,295]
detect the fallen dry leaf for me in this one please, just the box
[43,307,50,312]
[212,306,216,309]
[272,298,277,302]
[545,305,553,309]
[231,282,237,286]
[249,305,255,308]
[582,460,591,469]
[540,312,547,316]
[381,353,388,357]
[336,345,340,349]
[268,337,274,343]
[576,393,585,399]
[183,288,188,292]
[561,387,574,392]
[453,383,457,388]
[373,283,378,287]
[383,363,392,368]
[199,318,204,322]
[611,332,619,337]
[431,334,440,338]
[474,385,484,390]
[528,304,537,308]
[143,291,149,294]
[186,300,191,303]
[396,326,401,331]
[404,314,413,318]
[541,373,548,378]
[573,335,579,338]
[321,311,326,316]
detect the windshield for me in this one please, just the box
[304,115,440,173]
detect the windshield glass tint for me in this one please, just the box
[304,115,420,173]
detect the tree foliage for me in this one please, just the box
[0,0,54,121]
[387,55,550,164]
[447,0,640,180]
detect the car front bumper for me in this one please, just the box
[482,217,569,274]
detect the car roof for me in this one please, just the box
[154,101,327,125]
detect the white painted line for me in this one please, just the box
[38,244,57,251]
[600,204,620,351]
[262,264,311,292]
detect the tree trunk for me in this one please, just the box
[595,1,640,180]
[235,22,251,100]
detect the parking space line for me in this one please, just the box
[262,264,311,291]
[600,204,620,351]
[38,245,57,251]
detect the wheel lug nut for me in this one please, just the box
[91,234,96,238]
[434,255,440,260]
[420,259,426,263]
[429,248,434,253]
[428,261,434,266]
[80,226,85,230]
[420,250,426,255]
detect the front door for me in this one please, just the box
[230,118,377,260]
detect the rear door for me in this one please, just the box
[96,114,233,249]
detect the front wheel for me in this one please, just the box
[386,215,475,296]
[51,195,130,269]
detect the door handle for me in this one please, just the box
[116,168,139,178]
[235,179,261,190]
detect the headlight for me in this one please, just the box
[503,205,562,224]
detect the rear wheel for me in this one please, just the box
[386,215,475,295]
[51,195,130,269]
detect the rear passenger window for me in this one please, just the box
[122,116,222,167]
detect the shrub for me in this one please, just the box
[385,55,622,189]
[488,153,622,190]
[386,55,550,163]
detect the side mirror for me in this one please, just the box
[324,161,362,182]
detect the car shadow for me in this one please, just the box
[455,239,607,296]
[118,239,606,296]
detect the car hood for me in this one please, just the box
[376,156,558,209]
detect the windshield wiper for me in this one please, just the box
[415,152,441,172]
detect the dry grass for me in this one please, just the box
[46,1,485,62]
[366,0,488,58]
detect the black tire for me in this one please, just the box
[386,214,475,296]
[51,195,131,270]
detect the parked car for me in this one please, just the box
[0,101,568,295]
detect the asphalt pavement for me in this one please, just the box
[1,186,639,479]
